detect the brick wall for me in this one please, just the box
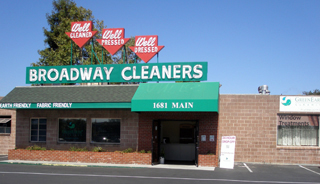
[219,95,320,165]
[198,154,218,167]
[0,109,16,155]
[8,149,151,165]
[16,109,139,152]
[138,112,219,166]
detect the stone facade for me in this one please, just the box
[15,109,139,152]
[9,149,151,165]
[0,106,16,155]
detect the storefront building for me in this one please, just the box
[0,21,319,166]
[1,84,319,166]
[0,82,220,166]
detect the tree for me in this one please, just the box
[302,89,320,95]
[32,0,139,67]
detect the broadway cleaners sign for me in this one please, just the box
[26,62,207,84]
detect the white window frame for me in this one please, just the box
[30,118,47,142]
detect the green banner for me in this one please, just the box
[131,82,219,112]
[132,100,218,112]
[0,102,131,109]
[26,62,207,84]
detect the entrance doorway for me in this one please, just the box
[152,120,199,166]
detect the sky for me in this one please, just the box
[0,0,319,96]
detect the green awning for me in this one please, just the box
[0,85,138,109]
[131,82,219,112]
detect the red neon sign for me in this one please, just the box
[65,21,98,48]
[97,28,130,55]
[129,36,164,63]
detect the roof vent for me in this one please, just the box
[258,85,270,95]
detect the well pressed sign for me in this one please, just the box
[26,62,207,84]
[96,28,130,55]
[129,35,164,63]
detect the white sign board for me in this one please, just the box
[210,135,215,142]
[201,135,206,141]
[280,96,320,112]
[220,136,236,169]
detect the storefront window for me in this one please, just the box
[277,115,319,146]
[0,117,11,133]
[59,119,86,142]
[30,118,46,142]
[91,118,120,143]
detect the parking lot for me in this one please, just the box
[213,162,320,183]
[0,156,319,184]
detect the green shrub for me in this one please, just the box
[147,150,152,153]
[139,150,146,153]
[69,146,88,152]
[26,145,46,151]
[122,148,133,153]
[92,147,105,152]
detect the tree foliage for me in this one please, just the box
[32,0,139,67]
[302,89,320,95]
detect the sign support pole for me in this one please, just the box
[102,47,103,64]
[123,46,127,64]
[91,39,93,65]
[70,41,73,65]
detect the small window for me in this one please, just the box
[30,118,47,142]
[277,115,319,146]
[59,118,86,142]
[179,124,195,144]
[0,116,11,133]
[92,119,120,143]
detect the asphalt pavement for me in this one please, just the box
[0,157,319,184]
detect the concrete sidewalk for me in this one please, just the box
[0,160,215,171]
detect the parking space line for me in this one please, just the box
[299,165,320,176]
[243,163,253,173]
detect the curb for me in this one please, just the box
[0,161,149,169]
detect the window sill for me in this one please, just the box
[0,133,10,136]
[57,142,86,144]
[90,142,120,145]
[277,146,320,150]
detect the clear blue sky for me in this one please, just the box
[0,0,319,96]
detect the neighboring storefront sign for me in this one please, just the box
[129,35,164,63]
[96,28,130,55]
[277,114,319,127]
[26,62,207,84]
[65,21,98,48]
[220,136,236,169]
[280,96,320,112]
[277,115,319,146]
[0,102,131,109]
